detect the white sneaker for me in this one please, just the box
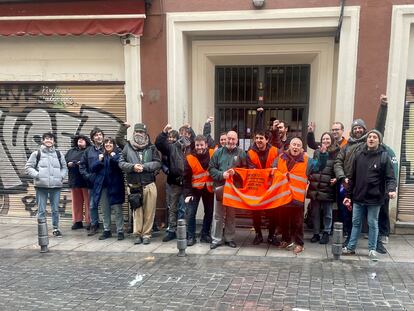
[368,250,379,261]
[382,236,389,244]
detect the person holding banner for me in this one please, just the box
[208,131,247,249]
[183,135,215,246]
[273,137,328,254]
[247,129,281,245]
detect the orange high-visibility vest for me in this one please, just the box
[186,149,214,193]
[223,168,292,210]
[276,154,309,203]
[247,146,279,169]
[339,138,348,148]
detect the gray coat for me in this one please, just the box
[25,145,68,188]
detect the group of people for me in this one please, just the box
[24,95,397,260]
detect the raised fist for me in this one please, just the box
[163,124,173,133]
[308,121,315,133]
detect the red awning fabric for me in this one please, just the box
[0,0,146,36]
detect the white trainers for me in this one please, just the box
[368,250,379,261]
[382,236,389,244]
[342,247,355,255]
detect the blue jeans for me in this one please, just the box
[89,189,99,226]
[100,188,124,233]
[347,203,380,251]
[36,187,61,229]
[185,189,214,238]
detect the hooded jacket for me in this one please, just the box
[65,135,91,188]
[25,145,68,188]
[347,144,396,205]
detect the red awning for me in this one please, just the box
[0,0,146,36]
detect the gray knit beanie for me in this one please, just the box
[351,118,367,131]
[367,129,383,144]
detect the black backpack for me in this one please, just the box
[168,143,185,177]
[35,149,63,169]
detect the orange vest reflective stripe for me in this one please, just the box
[247,146,279,169]
[222,168,292,210]
[186,149,214,192]
[276,154,309,203]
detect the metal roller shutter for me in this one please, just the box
[0,82,129,222]
[397,81,414,222]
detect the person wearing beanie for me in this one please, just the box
[79,127,105,236]
[342,129,397,261]
[334,117,369,245]
[119,122,161,245]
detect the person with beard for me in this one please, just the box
[334,118,368,246]
[65,135,91,230]
[183,135,215,246]
[307,132,340,244]
[80,127,105,236]
[155,124,193,242]
[208,130,247,249]
[119,123,161,245]
[273,137,327,254]
[342,130,397,261]
[271,119,291,151]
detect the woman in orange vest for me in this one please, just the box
[247,129,280,246]
[273,137,328,254]
[183,135,215,246]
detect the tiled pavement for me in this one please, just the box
[0,220,414,262]
[2,219,414,310]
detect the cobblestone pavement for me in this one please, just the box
[1,248,414,311]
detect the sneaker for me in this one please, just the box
[225,241,237,248]
[342,236,350,248]
[319,232,329,245]
[99,230,112,240]
[342,246,356,255]
[87,225,98,236]
[278,241,289,249]
[268,235,280,247]
[187,237,197,247]
[286,242,295,251]
[368,250,379,261]
[142,237,150,245]
[200,234,212,243]
[117,232,125,241]
[376,240,387,254]
[382,236,389,244]
[134,237,142,245]
[253,233,263,245]
[162,231,176,242]
[310,234,320,243]
[85,224,91,231]
[71,222,83,230]
[52,229,63,238]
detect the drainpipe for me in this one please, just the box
[335,0,345,43]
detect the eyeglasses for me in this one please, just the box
[331,128,341,132]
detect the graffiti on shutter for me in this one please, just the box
[0,83,126,218]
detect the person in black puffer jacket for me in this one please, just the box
[65,135,91,230]
[307,132,340,244]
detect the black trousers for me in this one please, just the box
[252,208,278,237]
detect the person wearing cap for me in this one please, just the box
[79,127,105,236]
[119,122,161,245]
[25,132,67,238]
[334,118,368,246]
[155,123,194,242]
[342,129,397,261]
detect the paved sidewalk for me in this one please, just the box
[1,218,414,262]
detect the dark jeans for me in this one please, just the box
[252,208,278,237]
[378,198,390,237]
[279,204,304,246]
[338,198,352,237]
[185,188,214,238]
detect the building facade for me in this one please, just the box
[0,0,413,232]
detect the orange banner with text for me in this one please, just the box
[223,168,292,210]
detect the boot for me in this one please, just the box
[71,222,83,230]
[310,234,320,243]
[376,240,387,254]
[319,232,329,244]
[253,232,263,245]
